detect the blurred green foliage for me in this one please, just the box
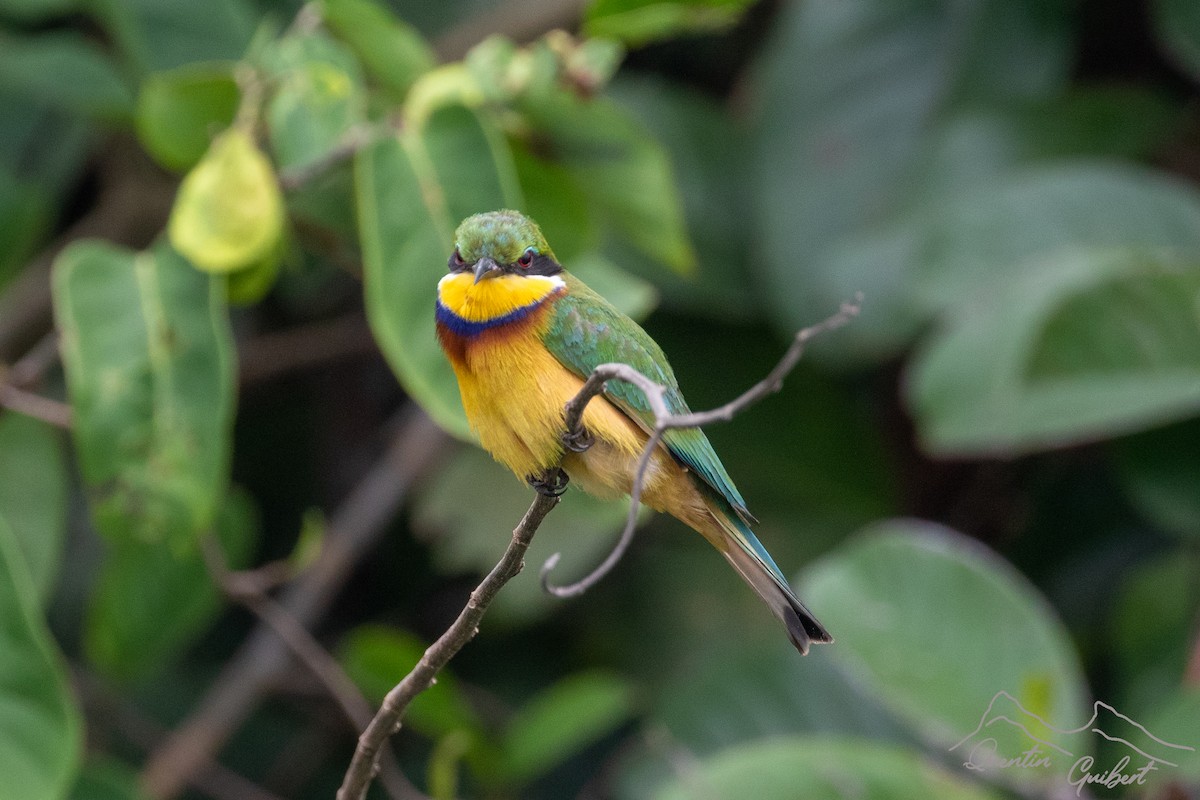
[1,0,1199,798]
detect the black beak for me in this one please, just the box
[473,257,501,284]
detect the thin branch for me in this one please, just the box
[200,538,422,800]
[0,383,72,428]
[337,489,562,800]
[238,312,377,385]
[142,407,447,800]
[3,330,60,388]
[541,294,862,596]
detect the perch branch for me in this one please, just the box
[541,293,863,597]
[336,490,563,800]
[336,296,861,800]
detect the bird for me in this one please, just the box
[434,209,832,654]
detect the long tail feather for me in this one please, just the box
[712,512,833,655]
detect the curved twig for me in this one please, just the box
[540,294,863,596]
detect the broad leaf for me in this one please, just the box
[135,63,239,172]
[1113,419,1200,540]
[1110,553,1200,714]
[357,104,519,439]
[908,251,1200,455]
[0,167,53,288]
[1140,688,1200,789]
[0,516,81,800]
[85,488,256,680]
[520,91,695,273]
[652,639,910,757]
[800,520,1088,788]
[69,757,148,800]
[91,0,255,73]
[0,415,67,604]
[319,0,434,98]
[751,0,1073,361]
[913,164,1200,311]
[1154,0,1200,82]
[53,240,236,547]
[652,737,1005,800]
[0,0,73,20]
[609,78,754,316]
[584,0,751,46]
[264,32,366,172]
[501,671,637,783]
[0,31,133,120]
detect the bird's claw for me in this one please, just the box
[527,470,570,497]
[562,426,594,453]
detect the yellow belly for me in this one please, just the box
[452,334,715,535]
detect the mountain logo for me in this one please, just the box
[950,691,1193,793]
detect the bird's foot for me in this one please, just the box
[561,426,594,453]
[527,470,569,497]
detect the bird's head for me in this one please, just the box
[449,210,560,283]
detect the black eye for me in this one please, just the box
[449,248,465,270]
[517,248,535,269]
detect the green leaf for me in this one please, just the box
[338,624,480,739]
[0,167,53,288]
[652,737,1005,800]
[1022,87,1183,161]
[651,637,910,758]
[135,63,240,172]
[800,520,1088,787]
[91,0,255,74]
[1112,419,1200,539]
[85,487,256,680]
[0,32,133,121]
[69,756,148,800]
[913,164,1200,312]
[510,142,597,264]
[169,128,286,274]
[412,447,639,624]
[0,516,81,800]
[1110,553,1200,714]
[584,0,751,46]
[264,32,366,172]
[357,104,520,439]
[0,0,74,21]
[53,240,237,546]
[751,0,1073,362]
[501,671,637,782]
[608,77,754,316]
[320,0,435,98]
[1154,0,1200,82]
[520,91,695,273]
[1140,688,1200,789]
[0,415,67,605]
[569,253,658,321]
[908,251,1200,456]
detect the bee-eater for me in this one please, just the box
[434,210,832,654]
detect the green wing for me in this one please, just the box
[546,273,751,520]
